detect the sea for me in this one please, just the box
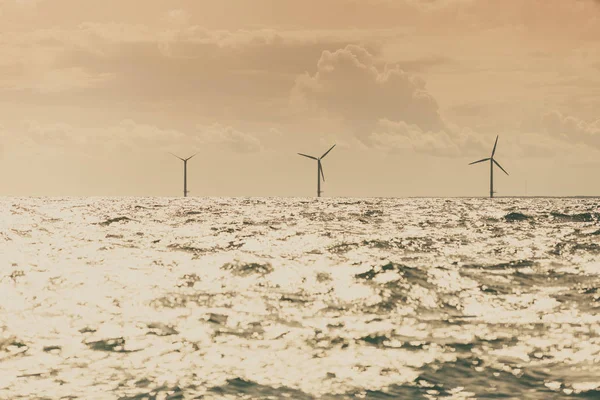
[1,197,600,399]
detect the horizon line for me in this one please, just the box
[1,195,599,199]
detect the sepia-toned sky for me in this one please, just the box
[1,0,599,197]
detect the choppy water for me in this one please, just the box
[1,197,600,399]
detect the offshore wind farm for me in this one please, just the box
[298,144,336,198]
[4,138,600,400]
[469,135,510,199]
[2,1,600,399]
[170,153,197,198]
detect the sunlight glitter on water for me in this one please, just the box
[1,197,600,399]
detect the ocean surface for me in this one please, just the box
[1,197,600,399]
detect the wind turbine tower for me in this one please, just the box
[298,144,336,197]
[170,153,197,197]
[468,135,509,198]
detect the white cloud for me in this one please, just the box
[292,44,444,134]
[541,110,600,148]
[291,44,492,157]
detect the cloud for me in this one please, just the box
[0,24,373,125]
[2,10,597,160]
[99,120,192,153]
[0,121,82,160]
[369,119,489,157]
[541,110,600,148]
[196,123,263,153]
[394,55,453,73]
[3,119,187,155]
[103,120,262,154]
[369,120,460,156]
[449,102,495,117]
[166,9,190,26]
[0,66,114,93]
[2,119,261,156]
[14,0,41,8]
[510,132,566,159]
[293,45,444,133]
[24,120,79,145]
[291,44,487,156]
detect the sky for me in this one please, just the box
[0,0,599,197]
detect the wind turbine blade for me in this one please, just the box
[493,159,509,175]
[468,158,490,165]
[170,152,185,161]
[491,135,499,157]
[321,144,336,159]
[298,153,318,160]
[319,162,325,182]
[185,153,198,161]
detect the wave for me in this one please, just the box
[3,197,600,399]
[504,212,532,222]
[221,262,274,276]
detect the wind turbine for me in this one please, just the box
[298,144,336,197]
[469,135,509,198]
[170,153,197,197]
